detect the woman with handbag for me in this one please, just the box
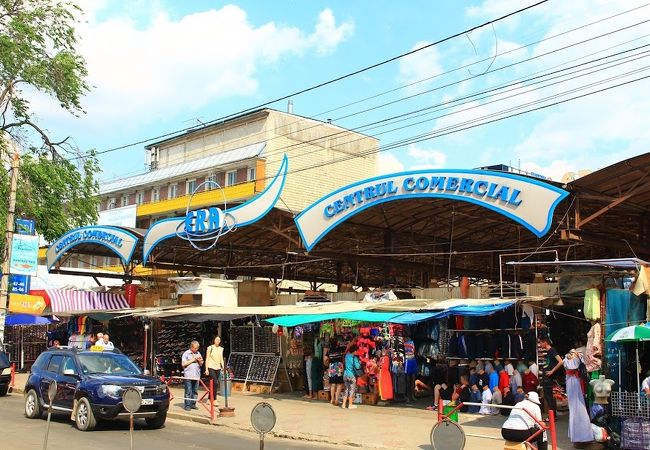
[204,336,224,406]
[342,344,363,409]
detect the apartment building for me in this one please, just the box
[66,108,378,269]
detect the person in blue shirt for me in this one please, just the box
[342,344,362,409]
[488,366,499,392]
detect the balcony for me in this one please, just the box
[136,181,256,217]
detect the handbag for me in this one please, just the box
[353,358,364,377]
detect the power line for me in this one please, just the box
[84,0,550,158]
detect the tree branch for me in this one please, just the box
[3,119,67,158]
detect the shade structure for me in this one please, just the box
[266,311,403,327]
[606,324,650,342]
[5,314,54,326]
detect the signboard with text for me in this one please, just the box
[294,170,569,251]
[9,234,39,276]
[8,293,47,315]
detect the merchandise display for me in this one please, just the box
[155,321,203,378]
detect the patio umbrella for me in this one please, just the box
[606,324,650,397]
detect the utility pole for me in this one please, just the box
[0,149,19,342]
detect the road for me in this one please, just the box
[0,394,346,450]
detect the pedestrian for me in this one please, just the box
[102,333,114,350]
[539,337,563,415]
[643,371,650,397]
[514,386,526,403]
[488,366,499,392]
[342,344,362,409]
[182,341,203,411]
[204,336,224,406]
[510,367,522,394]
[325,338,346,406]
[94,332,105,348]
[501,391,547,450]
[498,368,510,391]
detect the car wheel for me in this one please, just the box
[24,389,42,419]
[0,384,8,397]
[145,412,167,429]
[75,397,97,431]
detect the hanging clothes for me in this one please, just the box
[564,357,593,443]
[583,288,601,321]
[520,304,534,329]
[585,322,602,373]
[632,265,650,296]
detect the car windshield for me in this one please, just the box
[77,353,141,376]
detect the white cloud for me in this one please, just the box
[397,41,443,94]
[29,5,354,129]
[407,145,447,168]
[377,152,405,174]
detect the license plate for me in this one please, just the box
[141,398,154,405]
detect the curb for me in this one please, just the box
[166,411,409,450]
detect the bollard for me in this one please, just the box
[548,409,557,450]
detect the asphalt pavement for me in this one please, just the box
[0,393,346,450]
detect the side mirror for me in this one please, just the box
[63,369,79,377]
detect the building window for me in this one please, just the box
[135,192,144,205]
[90,255,97,268]
[107,197,116,210]
[226,170,237,187]
[248,167,256,182]
[121,195,129,207]
[168,183,178,199]
[206,173,216,190]
[152,187,160,202]
[186,179,197,195]
[103,256,112,267]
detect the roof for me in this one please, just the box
[100,142,266,195]
[507,258,649,268]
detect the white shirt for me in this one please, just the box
[94,340,106,348]
[642,376,650,392]
[480,389,493,414]
[503,400,542,431]
[103,341,114,350]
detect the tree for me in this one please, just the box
[0,0,98,252]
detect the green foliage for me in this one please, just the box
[0,0,98,251]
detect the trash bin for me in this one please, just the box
[443,405,459,423]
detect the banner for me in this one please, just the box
[295,169,569,251]
[10,234,39,276]
[9,275,31,294]
[8,293,47,315]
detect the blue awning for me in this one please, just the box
[388,311,447,324]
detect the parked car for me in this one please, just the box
[24,347,169,431]
[0,340,11,396]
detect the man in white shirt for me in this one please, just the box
[479,385,493,415]
[94,333,106,348]
[501,391,547,450]
[642,373,650,397]
[102,334,115,350]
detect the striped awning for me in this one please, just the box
[46,289,129,313]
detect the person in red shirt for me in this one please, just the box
[522,368,539,393]
[498,368,510,392]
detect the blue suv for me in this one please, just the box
[24,347,169,431]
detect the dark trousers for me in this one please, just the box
[208,368,221,399]
[542,378,556,414]
[184,379,199,409]
[502,427,547,450]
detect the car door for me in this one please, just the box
[40,354,64,408]
[58,356,80,410]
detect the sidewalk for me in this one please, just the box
[10,372,575,449]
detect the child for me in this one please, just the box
[468,384,481,413]
[366,356,379,394]
[479,385,492,415]
[514,386,525,403]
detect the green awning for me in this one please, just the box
[266,311,403,327]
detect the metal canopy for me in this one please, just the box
[507,258,649,268]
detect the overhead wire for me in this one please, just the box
[82,0,550,159]
[97,10,650,172]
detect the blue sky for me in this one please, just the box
[27,0,650,183]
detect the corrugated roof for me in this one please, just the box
[100,142,266,195]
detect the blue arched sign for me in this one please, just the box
[142,154,288,263]
[46,226,139,270]
[294,170,569,252]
